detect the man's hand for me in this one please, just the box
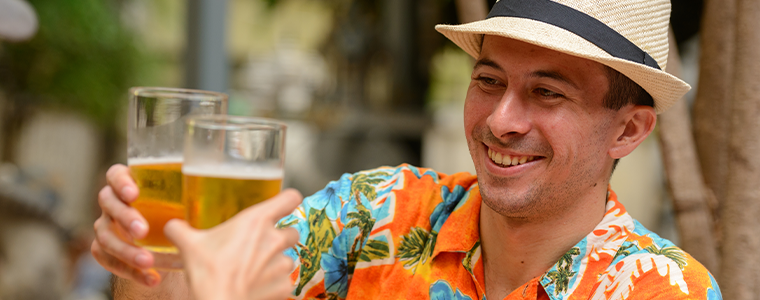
[92,164,160,286]
[164,189,302,300]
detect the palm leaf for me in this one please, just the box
[645,245,688,270]
[349,171,390,202]
[295,208,336,295]
[359,239,391,262]
[276,218,299,229]
[397,227,437,270]
[462,241,481,273]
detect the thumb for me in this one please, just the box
[164,219,196,251]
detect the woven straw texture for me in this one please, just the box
[435,0,690,114]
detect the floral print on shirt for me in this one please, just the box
[277,164,722,300]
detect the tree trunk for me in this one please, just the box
[658,29,719,275]
[692,0,735,214]
[719,0,760,298]
[454,0,488,23]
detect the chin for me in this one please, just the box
[477,176,547,218]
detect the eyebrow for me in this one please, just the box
[529,70,579,89]
[473,58,503,72]
[474,58,580,90]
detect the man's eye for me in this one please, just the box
[476,76,501,86]
[536,88,561,98]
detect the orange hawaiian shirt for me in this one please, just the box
[277,164,722,299]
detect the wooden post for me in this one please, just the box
[720,0,760,297]
[658,29,719,276]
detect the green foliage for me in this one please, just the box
[645,245,688,270]
[0,0,147,130]
[613,243,639,259]
[545,267,576,295]
[397,226,436,271]
[276,217,299,229]
[545,247,580,295]
[359,239,390,262]
[349,171,390,202]
[344,171,388,271]
[557,247,580,269]
[462,241,480,273]
[296,207,337,295]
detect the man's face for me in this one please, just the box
[465,36,620,220]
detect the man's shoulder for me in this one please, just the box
[319,164,477,194]
[598,220,722,299]
[288,164,479,224]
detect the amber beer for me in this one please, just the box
[182,165,283,229]
[128,157,184,252]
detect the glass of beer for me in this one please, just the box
[128,87,227,269]
[182,116,286,229]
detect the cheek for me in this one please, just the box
[540,113,589,159]
[463,90,494,135]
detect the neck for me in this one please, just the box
[479,184,608,299]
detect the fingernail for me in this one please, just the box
[130,220,147,237]
[122,186,137,201]
[135,253,150,267]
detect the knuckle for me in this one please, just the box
[249,214,266,228]
[95,229,110,245]
[90,240,102,259]
[272,233,294,250]
[105,164,122,180]
[94,217,104,231]
[98,187,111,203]
[280,256,294,273]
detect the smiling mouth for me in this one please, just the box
[487,148,541,167]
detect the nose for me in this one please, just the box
[486,90,531,138]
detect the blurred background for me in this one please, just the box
[0,0,705,299]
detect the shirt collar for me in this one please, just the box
[432,184,482,258]
[539,188,636,299]
[432,185,636,300]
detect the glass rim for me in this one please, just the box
[186,115,287,131]
[129,86,228,102]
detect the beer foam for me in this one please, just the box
[128,156,184,166]
[182,164,283,180]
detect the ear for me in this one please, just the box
[608,105,656,159]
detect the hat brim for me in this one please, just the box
[436,17,690,114]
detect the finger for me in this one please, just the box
[164,219,197,252]
[91,240,161,287]
[278,227,300,251]
[254,189,303,223]
[94,217,154,269]
[249,228,298,276]
[99,186,149,239]
[105,164,139,203]
[259,254,295,281]
[255,274,296,300]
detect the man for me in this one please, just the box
[93,0,723,299]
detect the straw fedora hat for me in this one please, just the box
[436,0,689,114]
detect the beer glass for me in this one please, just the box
[182,116,286,229]
[128,87,227,269]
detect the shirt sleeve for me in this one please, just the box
[275,172,363,299]
[595,253,723,300]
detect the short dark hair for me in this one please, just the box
[603,66,653,173]
[603,66,654,110]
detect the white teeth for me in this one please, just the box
[488,149,537,167]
